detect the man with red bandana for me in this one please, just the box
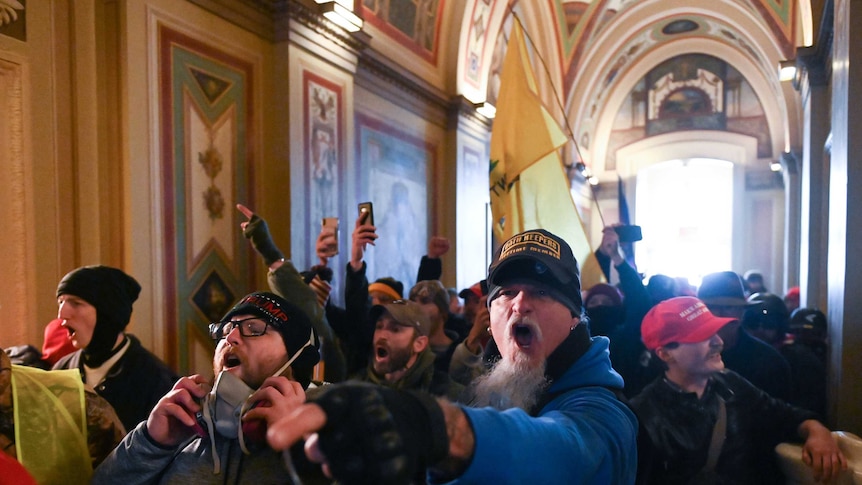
[265,229,638,484]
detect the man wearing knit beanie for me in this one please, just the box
[53,265,178,430]
[92,290,325,483]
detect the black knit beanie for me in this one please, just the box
[221,292,321,389]
[56,265,141,365]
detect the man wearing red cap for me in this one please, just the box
[458,282,484,325]
[632,296,846,484]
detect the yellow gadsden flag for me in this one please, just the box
[488,21,604,289]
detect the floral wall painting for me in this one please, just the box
[362,0,442,63]
[303,72,342,246]
[356,113,432,289]
[188,102,236,259]
[159,24,254,372]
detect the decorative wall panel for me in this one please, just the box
[303,71,343,253]
[158,24,255,373]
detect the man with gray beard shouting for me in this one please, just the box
[265,229,639,485]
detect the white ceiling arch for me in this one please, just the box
[453,0,802,178]
[587,37,790,178]
[562,2,795,174]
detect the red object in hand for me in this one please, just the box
[241,400,271,445]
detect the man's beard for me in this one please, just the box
[469,354,549,411]
[372,343,413,376]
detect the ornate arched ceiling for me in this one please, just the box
[456,0,809,177]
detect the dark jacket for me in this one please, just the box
[597,258,662,398]
[779,340,827,417]
[54,334,177,431]
[631,370,818,485]
[722,329,793,402]
[359,347,464,401]
[337,261,376,376]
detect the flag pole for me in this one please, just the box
[510,11,608,228]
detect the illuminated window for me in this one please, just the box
[635,158,733,287]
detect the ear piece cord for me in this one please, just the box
[204,329,317,475]
[238,329,316,456]
[203,398,221,474]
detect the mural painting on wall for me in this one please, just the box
[607,53,772,169]
[0,0,25,41]
[362,0,442,63]
[751,0,796,57]
[159,24,255,372]
[646,54,727,135]
[304,72,342,249]
[356,113,431,290]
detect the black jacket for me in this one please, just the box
[631,370,818,485]
[54,334,178,431]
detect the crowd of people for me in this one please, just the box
[0,206,850,484]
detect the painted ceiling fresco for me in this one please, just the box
[362,0,445,64]
[554,0,796,93]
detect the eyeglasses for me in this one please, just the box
[209,317,272,340]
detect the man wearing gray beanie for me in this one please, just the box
[53,265,178,430]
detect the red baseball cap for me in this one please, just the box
[458,282,484,300]
[641,296,737,350]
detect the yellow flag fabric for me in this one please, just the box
[488,21,604,289]
[11,365,92,485]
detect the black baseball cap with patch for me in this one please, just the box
[486,229,583,314]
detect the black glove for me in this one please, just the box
[242,214,285,266]
[310,382,449,485]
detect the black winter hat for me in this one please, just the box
[219,292,320,385]
[56,265,141,334]
[56,265,142,365]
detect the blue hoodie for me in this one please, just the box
[439,335,638,485]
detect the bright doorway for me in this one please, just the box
[635,158,734,287]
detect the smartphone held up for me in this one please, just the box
[358,201,374,226]
[321,217,339,257]
[614,224,643,243]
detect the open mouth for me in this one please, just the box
[513,324,534,348]
[224,354,241,368]
[375,345,389,360]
